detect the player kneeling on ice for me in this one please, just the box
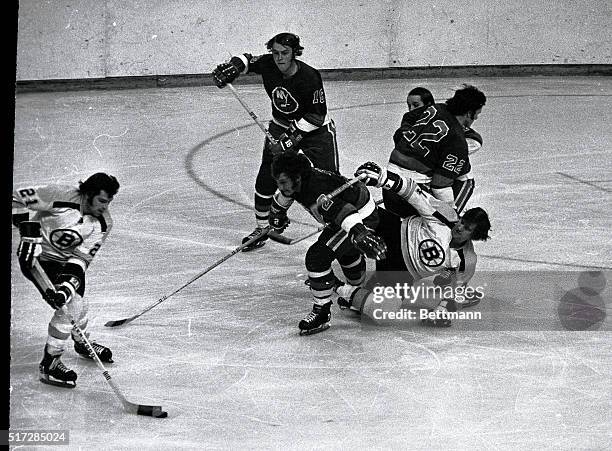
[267,152,386,335]
[13,173,119,387]
[335,162,491,327]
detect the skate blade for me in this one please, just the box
[299,324,330,336]
[40,377,76,389]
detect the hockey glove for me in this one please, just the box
[43,275,80,310]
[269,202,290,233]
[212,57,245,88]
[17,221,42,269]
[44,285,72,310]
[269,122,304,155]
[355,162,403,191]
[464,127,483,155]
[349,223,387,261]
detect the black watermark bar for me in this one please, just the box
[1,429,69,446]
[355,270,610,331]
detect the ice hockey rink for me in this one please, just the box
[10,76,612,449]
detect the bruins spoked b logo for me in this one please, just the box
[419,239,445,267]
[50,229,83,250]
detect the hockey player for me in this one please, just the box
[212,32,339,251]
[337,161,491,327]
[406,86,435,111]
[266,152,386,335]
[13,173,119,387]
[386,84,486,216]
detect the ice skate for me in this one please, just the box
[74,340,114,363]
[335,283,363,314]
[299,302,332,335]
[39,346,77,388]
[241,226,268,252]
[421,299,457,328]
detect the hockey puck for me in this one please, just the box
[154,410,168,418]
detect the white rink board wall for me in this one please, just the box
[16,0,612,81]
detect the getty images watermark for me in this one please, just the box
[358,270,610,331]
[369,282,485,322]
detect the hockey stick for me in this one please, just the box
[104,226,271,328]
[318,174,367,206]
[268,199,384,246]
[226,83,277,143]
[30,259,167,418]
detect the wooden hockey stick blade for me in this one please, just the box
[104,316,137,327]
[133,403,168,418]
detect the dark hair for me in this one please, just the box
[79,172,120,197]
[407,87,435,106]
[445,84,486,116]
[266,33,303,57]
[462,207,491,241]
[271,152,312,181]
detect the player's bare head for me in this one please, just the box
[79,173,120,198]
[79,173,119,216]
[407,87,434,111]
[460,207,491,241]
[445,84,486,120]
[266,33,303,58]
[271,152,311,196]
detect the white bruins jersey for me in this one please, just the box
[12,184,113,272]
[399,186,476,283]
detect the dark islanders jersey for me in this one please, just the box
[273,169,376,232]
[12,184,113,274]
[242,53,330,132]
[389,103,471,185]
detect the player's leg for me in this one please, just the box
[243,138,278,251]
[300,120,339,173]
[70,295,113,363]
[453,176,475,214]
[299,228,348,335]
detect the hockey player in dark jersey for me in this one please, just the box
[12,173,119,387]
[385,84,486,217]
[266,152,386,335]
[337,161,491,327]
[405,86,484,213]
[212,32,339,251]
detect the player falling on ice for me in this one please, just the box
[13,173,119,387]
[212,32,339,251]
[337,162,491,327]
[266,152,386,335]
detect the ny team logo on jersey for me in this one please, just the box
[419,239,445,267]
[272,87,298,113]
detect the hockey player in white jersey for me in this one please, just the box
[336,161,491,327]
[13,172,120,387]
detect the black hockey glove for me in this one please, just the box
[212,56,245,88]
[269,122,303,155]
[43,285,71,310]
[17,221,42,269]
[349,223,387,261]
[43,274,81,310]
[269,203,290,233]
[354,162,402,191]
